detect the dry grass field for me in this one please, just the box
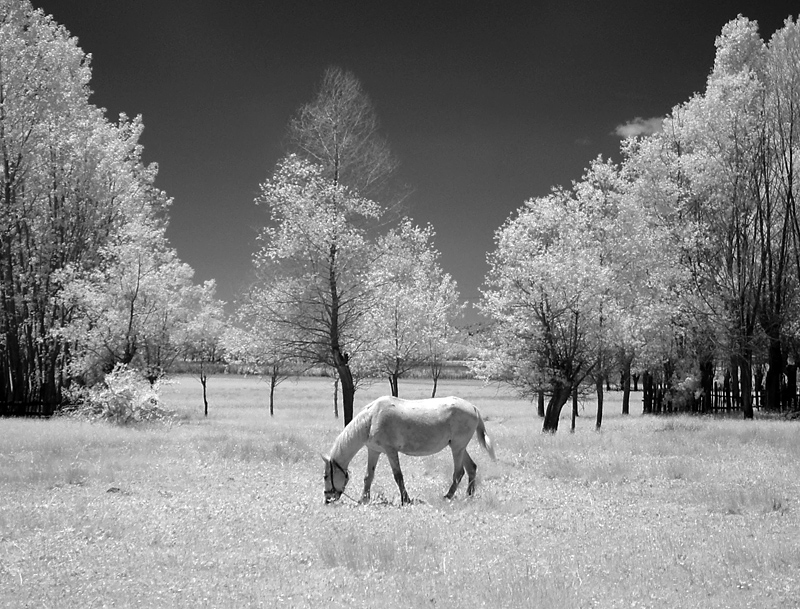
[2,375,799,608]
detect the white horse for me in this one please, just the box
[323,395,496,505]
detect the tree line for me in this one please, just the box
[4,4,800,434]
[476,16,800,431]
[0,2,223,415]
[0,4,464,421]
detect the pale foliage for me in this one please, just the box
[258,155,383,263]
[478,14,800,414]
[0,3,218,407]
[254,154,382,376]
[621,15,800,409]
[181,280,226,364]
[62,364,174,425]
[253,67,406,424]
[59,224,207,382]
[479,187,609,391]
[223,281,299,375]
[477,156,661,394]
[286,65,398,197]
[361,220,464,390]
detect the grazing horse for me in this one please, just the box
[322,395,496,505]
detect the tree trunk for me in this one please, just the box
[723,369,732,410]
[269,371,276,416]
[200,363,209,417]
[699,358,714,414]
[570,385,578,433]
[340,371,355,425]
[754,366,764,409]
[621,357,631,415]
[334,353,355,425]
[595,377,603,430]
[430,360,441,398]
[333,376,339,419]
[537,389,545,418]
[642,371,653,414]
[786,363,797,412]
[328,241,355,426]
[729,354,741,405]
[389,373,399,397]
[543,383,572,433]
[739,351,754,420]
[765,337,784,411]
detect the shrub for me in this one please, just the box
[62,365,175,425]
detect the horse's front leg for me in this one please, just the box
[384,449,411,505]
[361,448,380,504]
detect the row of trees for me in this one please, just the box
[0,2,225,414]
[476,16,800,431]
[9,4,796,435]
[0,3,465,421]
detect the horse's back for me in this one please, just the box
[371,395,476,425]
[365,396,479,456]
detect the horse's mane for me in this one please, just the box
[330,401,374,466]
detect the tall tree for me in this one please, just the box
[256,67,399,425]
[0,3,178,412]
[478,155,664,430]
[760,17,800,412]
[255,155,382,425]
[479,187,611,432]
[625,15,800,415]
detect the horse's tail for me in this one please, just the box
[475,411,496,461]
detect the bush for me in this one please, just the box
[62,365,175,425]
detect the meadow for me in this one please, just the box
[1,375,799,608]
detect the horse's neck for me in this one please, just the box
[330,408,370,467]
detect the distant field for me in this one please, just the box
[2,375,799,608]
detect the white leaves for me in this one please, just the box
[479,156,659,390]
[0,3,213,397]
[712,15,766,79]
[257,155,382,262]
[360,219,465,377]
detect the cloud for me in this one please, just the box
[614,116,663,138]
[574,136,592,146]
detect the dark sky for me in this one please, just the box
[35,1,799,321]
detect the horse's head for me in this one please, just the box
[322,455,349,504]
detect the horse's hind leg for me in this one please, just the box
[384,449,411,505]
[464,450,478,496]
[445,446,466,500]
[361,448,380,504]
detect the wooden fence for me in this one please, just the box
[643,380,799,415]
[0,402,55,417]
